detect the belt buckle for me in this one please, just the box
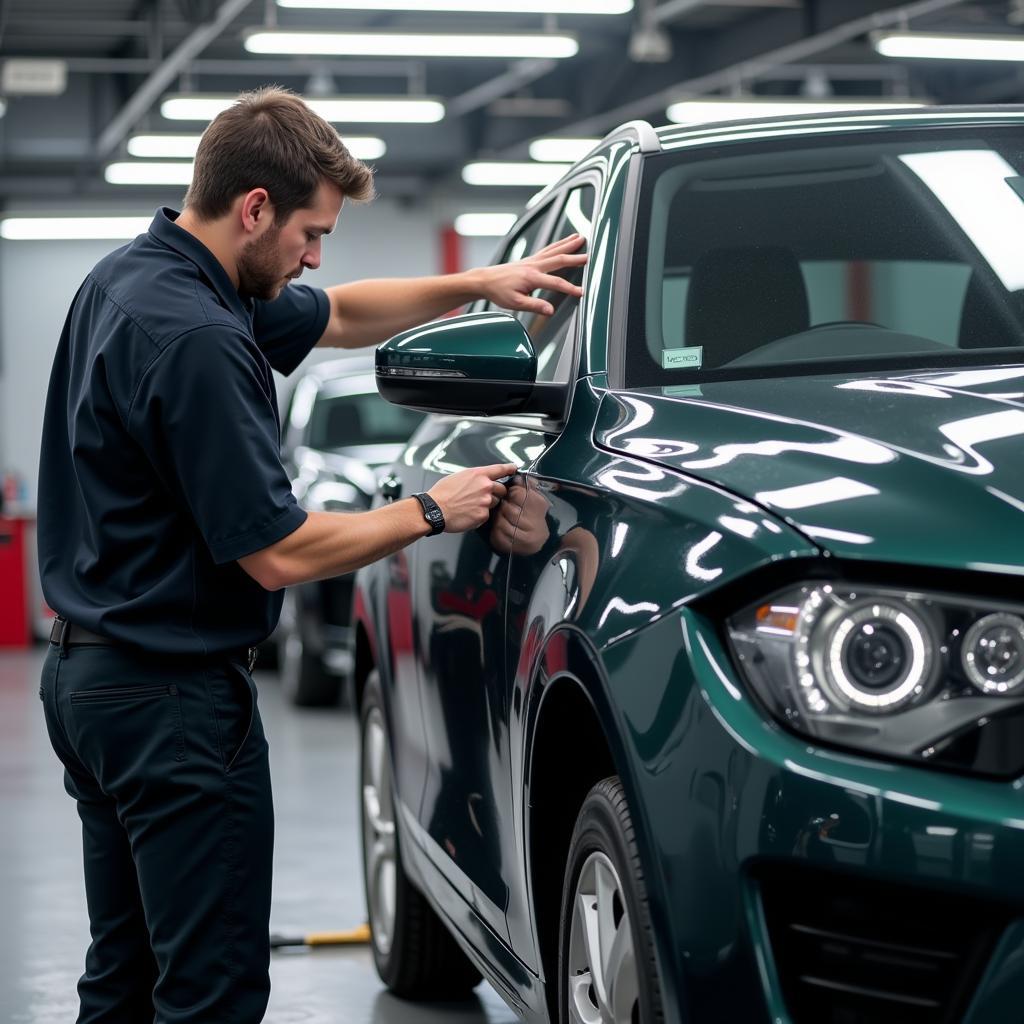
[49,616,69,647]
[247,646,258,673]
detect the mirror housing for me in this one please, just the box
[376,311,566,418]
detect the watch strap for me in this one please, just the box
[412,492,445,536]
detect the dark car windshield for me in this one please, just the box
[625,123,1024,386]
[308,389,424,450]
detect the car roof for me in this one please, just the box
[652,104,1024,152]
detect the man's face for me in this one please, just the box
[237,181,344,301]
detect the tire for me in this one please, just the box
[278,588,339,707]
[360,670,482,999]
[558,776,664,1024]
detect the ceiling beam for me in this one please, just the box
[447,59,558,119]
[532,0,965,141]
[94,0,256,160]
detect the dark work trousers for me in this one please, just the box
[39,640,274,1024]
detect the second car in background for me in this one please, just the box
[276,355,424,705]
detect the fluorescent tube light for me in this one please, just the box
[462,162,571,187]
[105,162,195,185]
[128,134,202,158]
[1,217,152,240]
[454,213,518,236]
[278,0,629,10]
[128,133,387,159]
[243,31,578,59]
[667,97,926,124]
[874,32,1024,61]
[529,137,601,163]
[160,93,444,123]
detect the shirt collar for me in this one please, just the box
[148,208,255,327]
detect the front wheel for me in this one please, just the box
[360,670,481,999]
[558,777,664,1024]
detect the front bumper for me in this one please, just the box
[603,607,1024,1024]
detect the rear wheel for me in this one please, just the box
[278,588,339,707]
[558,777,663,1024]
[360,670,481,998]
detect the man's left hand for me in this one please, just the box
[477,234,588,317]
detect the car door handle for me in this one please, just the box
[379,474,402,502]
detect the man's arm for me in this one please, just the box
[239,462,515,590]
[317,234,587,349]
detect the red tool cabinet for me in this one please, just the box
[0,516,32,647]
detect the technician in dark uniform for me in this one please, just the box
[37,87,586,1024]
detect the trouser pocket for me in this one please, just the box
[207,664,259,773]
[67,678,189,778]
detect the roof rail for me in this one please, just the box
[605,119,661,154]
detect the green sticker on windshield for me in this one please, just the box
[662,346,703,370]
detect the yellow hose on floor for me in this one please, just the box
[270,923,371,948]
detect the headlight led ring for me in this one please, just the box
[962,613,1024,694]
[821,599,936,713]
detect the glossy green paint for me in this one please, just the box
[595,370,1024,573]
[515,377,816,653]
[376,310,537,381]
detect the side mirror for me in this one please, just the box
[376,311,564,418]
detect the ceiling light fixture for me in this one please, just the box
[128,133,387,159]
[666,97,927,123]
[529,138,601,162]
[243,30,578,59]
[105,162,195,185]
[873,32,1024,61]
[160,93,444,123]
[1,217,152,240]
[454,213,519,236]
[462,162,571,187]
[278,0,629,10]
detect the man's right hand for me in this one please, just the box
[429,464,517,533]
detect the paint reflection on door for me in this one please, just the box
[412,414,547,942]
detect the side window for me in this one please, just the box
[479,209,552,314]
[521,184,597,384]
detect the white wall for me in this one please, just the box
[0,200,498,506]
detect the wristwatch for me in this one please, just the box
[412,492,445,536]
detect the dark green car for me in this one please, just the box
[353,108,1024,1024]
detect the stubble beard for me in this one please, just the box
[237,221,289,302]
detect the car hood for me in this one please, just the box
[594,365,1024,573]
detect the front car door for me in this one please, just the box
[409,186,596,942]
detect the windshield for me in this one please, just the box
[626,125,1024,386]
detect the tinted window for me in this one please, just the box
[628,127,1024,385]
[521,184,596,384]
[307,390,424,450]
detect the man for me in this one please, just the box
[37,86,586,1024]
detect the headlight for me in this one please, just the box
[727,583,1024,773]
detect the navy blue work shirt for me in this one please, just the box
[38,208,330,655]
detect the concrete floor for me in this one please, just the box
[0,646,518,1024]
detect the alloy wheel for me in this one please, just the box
[361,707,397,955]
[566,850,640,1024]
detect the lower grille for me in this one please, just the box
[756,863,1009,1024]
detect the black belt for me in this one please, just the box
[49,616,258,672]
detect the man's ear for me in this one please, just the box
[239,189,272,234]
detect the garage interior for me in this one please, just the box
[2,1,1024,1022]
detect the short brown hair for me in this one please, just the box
[184,86,375,222]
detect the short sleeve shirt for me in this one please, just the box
[37,208,330,656]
